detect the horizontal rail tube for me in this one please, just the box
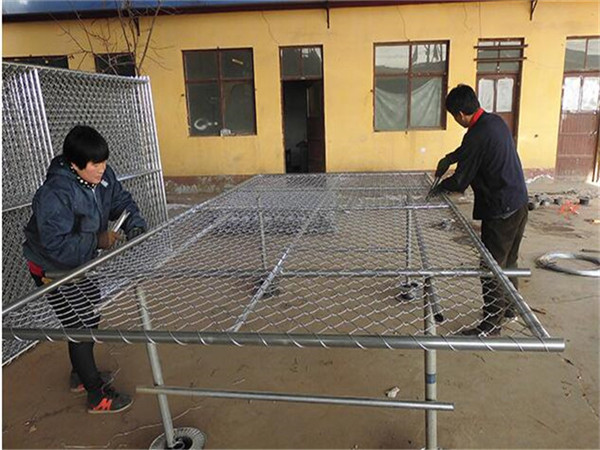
[147,268,531,279]
[2,329,565,352]
[200,204,449,211]
[136,386,455,411]
[2,170,162,213]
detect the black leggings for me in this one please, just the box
[31,274,103,393]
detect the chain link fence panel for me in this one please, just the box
[4,173,563,353]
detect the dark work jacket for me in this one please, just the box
[439,112,528,220]
[23,155,147,272]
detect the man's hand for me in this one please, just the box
[97,231,121,249]
[126,227,145,241]
[435,156,452,178]
[429,184,444,198]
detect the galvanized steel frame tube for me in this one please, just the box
[3,328,566,352]
[139,78,169,224]
[136,286,176,448]
[131,268,531,279]
[411,193,441,450]
[136,386,455,411]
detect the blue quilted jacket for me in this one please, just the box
[23,155,146,272]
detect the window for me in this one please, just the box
[374,41,448,131]
[183,49,256,137]
[94,53,136,76]
[3,55,69,69]
[280,46,322,79]
[562,37,600,113]
[565,37,600,72]
[476,39,524,75]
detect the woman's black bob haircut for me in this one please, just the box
[63,125,109,169]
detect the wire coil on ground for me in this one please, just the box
[536,252,600,277]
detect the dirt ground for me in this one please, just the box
[2,176,599,449]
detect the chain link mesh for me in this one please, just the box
[4,173,557,351]
[2,63,168,364]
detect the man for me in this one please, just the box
[433,84,529,337]
[23,125,146,412]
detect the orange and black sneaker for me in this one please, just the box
[70,371,113,393]
[87,386,133,414]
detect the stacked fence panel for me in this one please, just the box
[2,63,168,365]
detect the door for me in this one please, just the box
[306,82,325,172]
[280,46,325,173]
[477,75,519,137]
[475,39,524,143]
[556,37,600,179]
[556,75,600,177]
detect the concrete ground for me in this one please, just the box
[2,176,599,449]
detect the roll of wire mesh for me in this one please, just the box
[536,251,600,277]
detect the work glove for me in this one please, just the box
[126,227,146,241]
[428,184,444,198]
[435,156,452,178]
[97,231,121,249]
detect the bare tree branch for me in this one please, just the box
[137,1,161,74]
[55,0,163,76]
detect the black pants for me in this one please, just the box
[480,204,528,328]
[31,274,103,393]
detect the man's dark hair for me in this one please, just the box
[63,125,109,169]
[445,84,480,116]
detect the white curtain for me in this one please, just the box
[410,78,442,127]
[375,77,441,130]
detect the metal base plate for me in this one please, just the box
[149,427,206,450]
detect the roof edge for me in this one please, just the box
[2,0,504,24]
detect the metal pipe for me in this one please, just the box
[144,268,531,279]
[136,386,454,411]
[197,204,449,212]
[423,281,438,450]
[3,329,566,352]
[141,79,170,224]
[412,203,444,322]
[257,195,268,271]
[136,286,176,448]
[405,207,412,285]
[2,170,163,214]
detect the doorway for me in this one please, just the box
[280,46,325,173]
[475,39,525,144]
[556,37,600,180]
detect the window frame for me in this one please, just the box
[279,45,323,81]
[3,55,69,69]
[564,35,600,75]
[562,36,600,113]
[94,52,136,76]
[474,38,527,74]
[373,40,449,132]
[182,48,257,137]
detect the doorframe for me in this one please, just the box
[278,45,326,173]
[556,34,600,179]
[475,38,525,145]
[555,70,600,179]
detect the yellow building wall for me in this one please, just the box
[3,0,600,176]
